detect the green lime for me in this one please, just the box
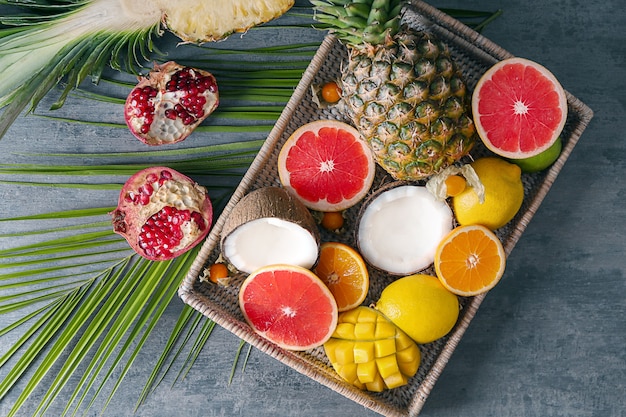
[508,137,562,173]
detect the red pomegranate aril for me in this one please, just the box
[138,206,196,257]
[165,109,177,120]
[138,193,150,205]
[140,185,152,195]
[158,169,172,185]
[111,167,213,261]
[124,61,219,146]
[191,211,206,230]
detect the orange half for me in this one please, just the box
[434,225,506,296]
[314,242,369,311]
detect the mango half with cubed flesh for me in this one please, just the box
[323,306,421,392]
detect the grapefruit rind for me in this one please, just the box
[238,264,339,351]
[472,57,568,159]
[277,119,376,212]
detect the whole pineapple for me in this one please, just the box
[313,0,477,181]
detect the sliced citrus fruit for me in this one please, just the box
[508,136,562,172]
[239,264,338,351]
[472,57,568,159]
[434,224,506,296]
[314,242,369,312]
[277,119,376,212]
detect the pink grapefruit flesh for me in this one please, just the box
[239,264,338,351]
[278,119,375,212]
[472,57,568,159]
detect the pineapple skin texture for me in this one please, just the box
[323,306,421,392]
[342,30,477,181]
[162,0,294,43]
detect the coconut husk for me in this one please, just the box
[220,186,321,270]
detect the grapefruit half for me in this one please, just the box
[278,119,375,212]
[239,264,338,351]
[472,57,568,159]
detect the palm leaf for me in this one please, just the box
[0,5,501,416]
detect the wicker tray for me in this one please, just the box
[178,1,594,415]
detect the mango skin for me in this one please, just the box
[323,306,421,392]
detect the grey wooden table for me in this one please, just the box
[1,1,624,416]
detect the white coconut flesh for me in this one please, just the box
[357,185,453,275]
[222,217,319,274]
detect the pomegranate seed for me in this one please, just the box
[166,80,177,92]
[191,212,206,230]
[138,185,151,196]
[136,205,199,260]
[139,193,150,205]
[165,109,177,120]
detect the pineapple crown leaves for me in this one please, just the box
[311,0,403,46]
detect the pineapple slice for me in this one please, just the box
[323,306,421,392]
[0,0,295,140]
[162,0,295,43]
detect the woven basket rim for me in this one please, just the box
[179,1,594,416]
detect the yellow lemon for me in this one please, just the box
[452,157,524,230]
[374,274,459,344]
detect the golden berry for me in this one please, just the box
[208,262,229,283]
[321,81,341,103]
[321,211,344,231]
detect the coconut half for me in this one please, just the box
[357,184,453,275]
[221,186,320,274]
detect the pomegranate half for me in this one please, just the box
[124,61,219,146]
[111,167,213,261]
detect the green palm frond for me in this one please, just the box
[0,29,318,416]
[0,5,501,417]
[0,0,163,139]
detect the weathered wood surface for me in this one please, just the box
[0,0,623,416]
